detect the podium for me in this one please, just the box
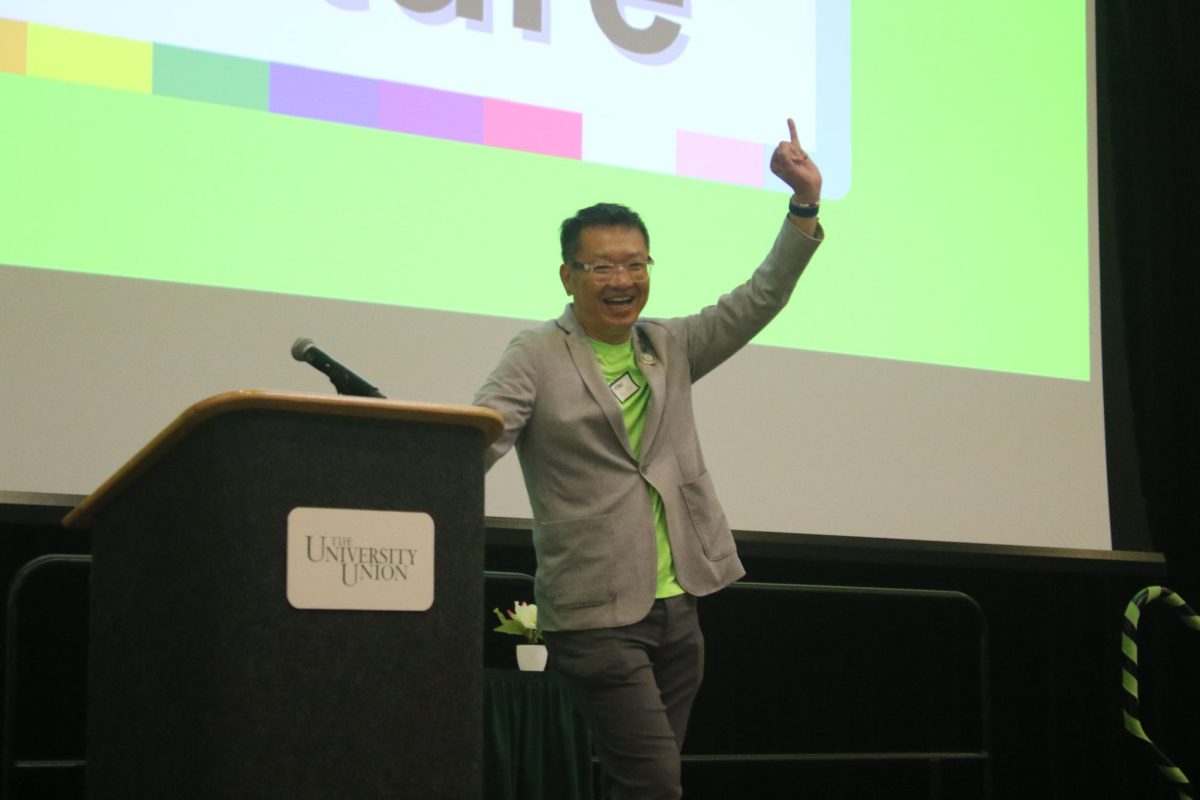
[64,391,504,799]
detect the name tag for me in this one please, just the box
[610,371,641,404]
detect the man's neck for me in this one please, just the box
[574,310,632,345]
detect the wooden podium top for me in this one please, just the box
[63,390,505,529]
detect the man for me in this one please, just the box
[474,119,823,799]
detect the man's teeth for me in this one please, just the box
[604,296,634,305]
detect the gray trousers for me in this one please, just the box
[544,594,705,800]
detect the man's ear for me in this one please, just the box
[559,263,573,296]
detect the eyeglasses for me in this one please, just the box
[570,257,654,281]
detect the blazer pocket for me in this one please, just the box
[535,515,617,609]
[679,472,736,561]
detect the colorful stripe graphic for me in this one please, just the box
[0,18,26,75]
[269,64,380,129]
[676,130,768,188]
[380,82,483,144]
[153,45,269,110]
[2,17,768,187]
[26,24,152,93]
[482,98,582,159]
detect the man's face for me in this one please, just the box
[559,225,650,344]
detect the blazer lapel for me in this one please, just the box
[558,306,637,460]
[633,325,665,458]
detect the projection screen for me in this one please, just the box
[0,1,1110,549]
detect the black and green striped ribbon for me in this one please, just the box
[1122,585,1200,800]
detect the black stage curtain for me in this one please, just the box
[1098,1,1199,591]
[1098,2,1200,799]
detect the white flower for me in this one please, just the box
[492,600,543,643]
[510,601,537,630]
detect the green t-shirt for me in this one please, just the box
[589,337,685,599]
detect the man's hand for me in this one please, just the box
[770,118,822,205]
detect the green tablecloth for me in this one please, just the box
[484,669,593,800]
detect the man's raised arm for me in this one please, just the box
[771,117,823,236]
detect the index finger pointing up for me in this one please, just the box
[787,117,800,146]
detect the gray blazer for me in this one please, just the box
[475,219,823,631]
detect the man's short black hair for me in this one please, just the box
[560,203,650,264]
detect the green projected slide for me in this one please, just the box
[0,1,1090,380]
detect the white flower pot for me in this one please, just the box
[516,643,548,672]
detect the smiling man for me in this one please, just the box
[560,220,653,344]
[474,120,823,799]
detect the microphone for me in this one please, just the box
[291,337,386,399]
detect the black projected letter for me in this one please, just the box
[590,0,685,56]
[513,0,545,33]
[394,0,452,12]
[393,0,483,20]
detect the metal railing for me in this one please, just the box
[682,579,991,800]
[484,572,990,799]
[2,554,91,800]
[3,566,990,800]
